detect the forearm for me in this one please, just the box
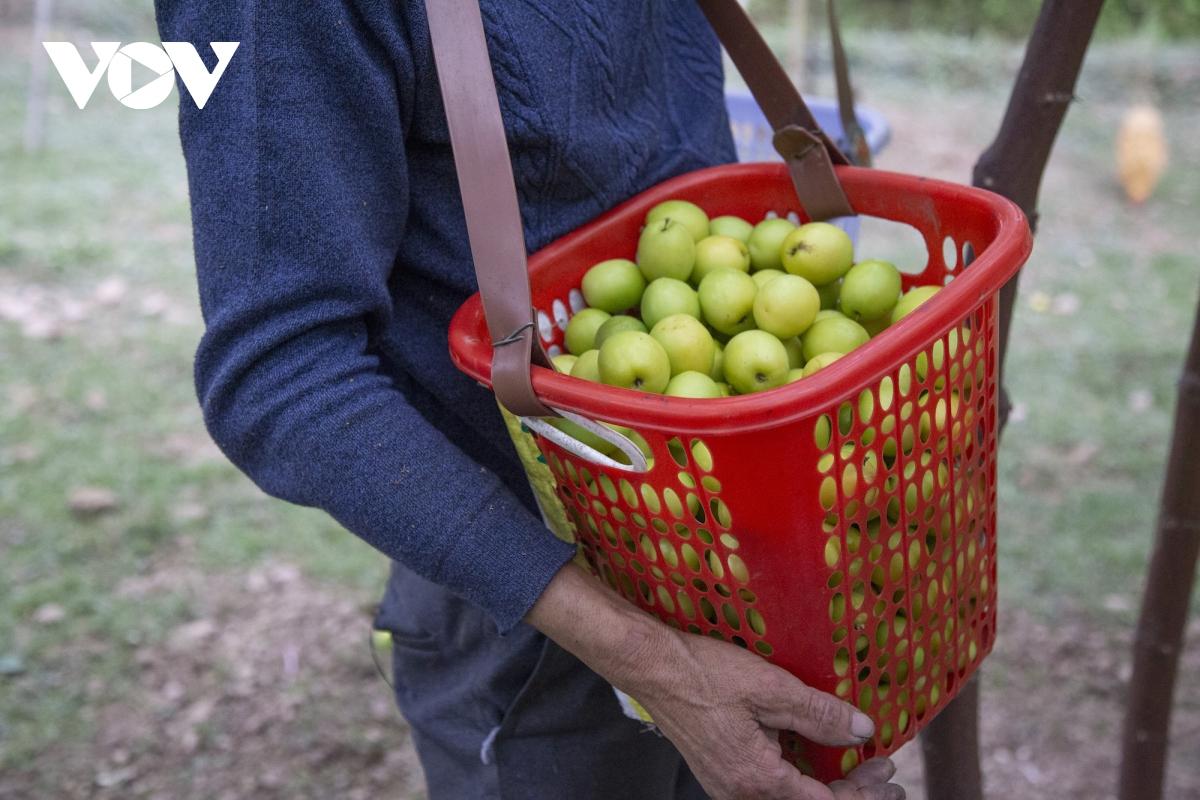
[525,561,677,693]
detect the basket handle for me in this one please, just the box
[424,0,854,419]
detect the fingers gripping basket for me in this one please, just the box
[428,0,1032,782]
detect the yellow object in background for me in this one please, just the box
[1116,104,1168,204]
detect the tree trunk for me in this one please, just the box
[971,0,1106,424]
[920,3,1105,798]
[1117,288,1200,800]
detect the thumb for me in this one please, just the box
[753,670,875,747]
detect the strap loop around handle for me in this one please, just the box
[773,126,854,222]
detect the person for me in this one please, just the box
[155,2,905,798]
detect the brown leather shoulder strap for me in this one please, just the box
[425,0,854,417]
[696,0,855,219]
[424,0,553,418]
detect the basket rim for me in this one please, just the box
[449,163,1032,434]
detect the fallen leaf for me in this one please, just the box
[67,486,120,517]
[139,291,173,318]
[170,501,210,525]
[21,316,62,340]
[1051,292,1080,316]
[168,619,217,650]
[84,389,108,411]
[1128,388,1154,413]
[33,603,66,624]
[1103,594,1134,613]
[95,766,136,789]
[6,443,41,464]
[94,276,128,306]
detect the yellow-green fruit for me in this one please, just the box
[709,341,726,382]
[747,218,797,272]
[723,330,790,395]
[581,258,646,313]
[752,273,821,339]
[862,315,891,337]
[751,269,786,289]
[891,285,942,324]
[782,337,805,369]
[665,371,723,398]
[641,277,700,330]
[646,199,710,242]
[780,222,854,286]
[551,354,578,373]
[650,313,716,377]
[597,331,671,393]
[570,349,601,382]
[716,382,733,397]
[786,367,806,384]
[802,352,843,378]
[564,308,611,355]
[840,259,902,322]
[691,235,751,285]
[698,269,758,336]
[636,218,696,282]
[709,215,754,243]
[818,279,842,310]
[801,316,870,362]
[814,309,847,323]
[594,315,648,349]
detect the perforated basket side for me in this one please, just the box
[446,161,1029,782]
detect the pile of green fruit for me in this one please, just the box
[552,199,943,399]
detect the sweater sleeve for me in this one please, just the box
[155,0,576,632]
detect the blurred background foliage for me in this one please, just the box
[748,0,1200,39]
[1,0,1199,39]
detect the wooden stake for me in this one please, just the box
[920,3,1105,798]
[1118,288,1200,799]
[23,0,54,153]
[786,0,808,89]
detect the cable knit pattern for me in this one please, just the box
[156,0,736,632]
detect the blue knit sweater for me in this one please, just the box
[156,1,736,632]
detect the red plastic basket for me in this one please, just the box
[449,162,1031,780]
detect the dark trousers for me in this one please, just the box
[376,562,708,800]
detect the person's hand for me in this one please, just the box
[630,623,903,800]
[527,564,906,800]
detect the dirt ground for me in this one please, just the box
[0,552,427,800]
[2,553,1196,799]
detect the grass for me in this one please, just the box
[1,16,1198,797]
[0,29,387,774]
